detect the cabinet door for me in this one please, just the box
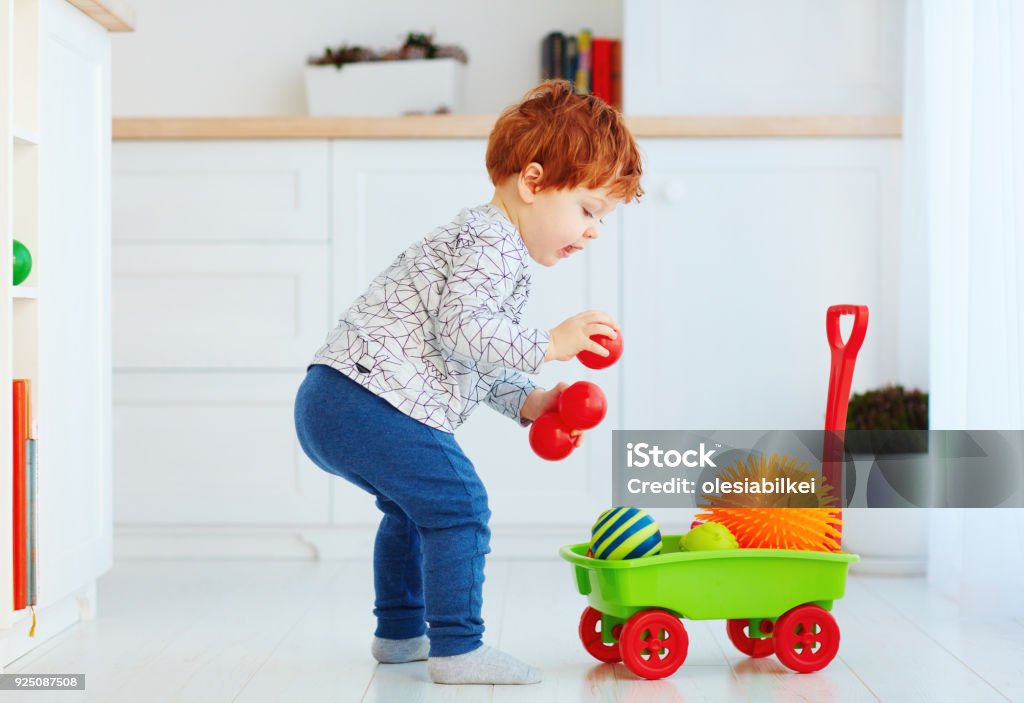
[36,0,112,604]
[622,138,901,430]
[330,140,622,526]
[110,141,332,527]
[113,372,332,524]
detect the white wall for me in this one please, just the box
[625,0,905,115]
[110,0,623,116]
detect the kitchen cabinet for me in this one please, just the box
[111,141,334,527]
[110,133,901,557]
[111,139,622,548]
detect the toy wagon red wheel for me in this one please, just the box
[618,608,688,680]
[727,618,776,658]
[773,604,840,673]
[578,607,623,663]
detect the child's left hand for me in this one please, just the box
[521,383,585,447]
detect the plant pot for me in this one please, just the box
[304,58,466,116]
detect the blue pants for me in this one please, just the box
[293,363,491,657]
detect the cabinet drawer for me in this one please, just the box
[113,140,329,242]
[113,371,333,525]
[112,242,329,369]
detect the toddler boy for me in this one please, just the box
[294,79,643,685]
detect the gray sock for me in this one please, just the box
[371,634,430,664]
[428,644,542,685]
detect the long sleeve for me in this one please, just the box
[485,368,540,426]
[434,229,549,374]
[311,203,547,433]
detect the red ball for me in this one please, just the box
[557,381,607,430]
[529,412,575,461]
[577,333,624,370]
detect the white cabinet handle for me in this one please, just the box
[664,181,687,203]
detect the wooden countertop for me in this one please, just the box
[112,115,902,140]
[68,0,134,31]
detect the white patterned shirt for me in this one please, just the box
[308,203,550,433]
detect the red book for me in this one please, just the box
[12,379,30,611]
[591,38,613,106]
[610,39,623,110]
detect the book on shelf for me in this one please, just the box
[541,31,565,80]
[539,29,620,108]
[27,437,37,607]
[575,30,591,94]
[563,35,577,85]
[541,32,553,78]
[12,379,30,611]
[590,38,622,110]
[591,38,612,106]
[609,39,622,111]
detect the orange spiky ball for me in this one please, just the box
[696,452,842,552]
[702,452,836,509]
[695,508,842,552]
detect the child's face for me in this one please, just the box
[520,183,621,267]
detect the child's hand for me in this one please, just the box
[520,384,586,447]
[521,383,568,422]
[545,310,620,362]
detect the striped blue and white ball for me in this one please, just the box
[589,507,662,560]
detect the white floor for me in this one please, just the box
[2,557,1023,703]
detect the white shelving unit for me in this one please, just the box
[1,0,131,669]
[1,0,43,647]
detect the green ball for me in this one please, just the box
[589,506,662,560]
[12,239,32,286]
[681,521,739,551]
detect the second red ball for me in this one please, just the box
[529,412,576,461]
[557,381,607,430]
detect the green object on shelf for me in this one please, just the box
[13,239,32,286]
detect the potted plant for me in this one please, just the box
[841,385,931,575]
[845,384,929,454]
[304,32,469,116]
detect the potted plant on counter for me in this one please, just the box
[841,385,931,575]
[304,31,469,116]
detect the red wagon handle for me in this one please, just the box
[822,305,868,530]
[825,305,868,432]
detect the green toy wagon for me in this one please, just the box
[560,534,859,679]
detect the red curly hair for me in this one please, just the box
[486,80,644,203]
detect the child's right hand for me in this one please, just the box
[545,310,620,362]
